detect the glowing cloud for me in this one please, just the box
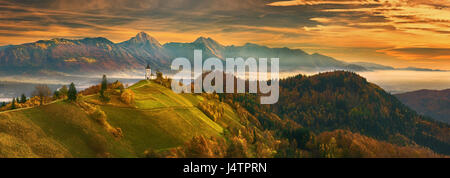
[267,0,382,6]
[0,0,449,69]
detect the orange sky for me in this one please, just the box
[0,0,449,69]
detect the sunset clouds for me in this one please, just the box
[0,0,449,69]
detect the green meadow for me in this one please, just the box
[0,80,241,158]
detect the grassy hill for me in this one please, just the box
[0,80,243,157]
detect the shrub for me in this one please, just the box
[111,128,123,138]
[111,80,124,90]
[120,89,135,104]
[99,92,110,103]
[90,106,108,126]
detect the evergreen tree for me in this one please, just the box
[291,128,310,149]
[100,75,107,97]
[67,82,77,101]
[10,98,16,109]
[101,75,108,92]
[100,75,110,102]
[1,102,5,107]
[53,90,60,99]
[20,94,27,103]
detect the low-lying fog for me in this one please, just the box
[0,74,141,102]
[280,70,450,94]
[1,70,450,102]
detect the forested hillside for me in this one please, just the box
[218,71,450,155]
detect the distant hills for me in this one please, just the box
[396,89,450,124]
[396,67,446,72]
[1,32,442,76]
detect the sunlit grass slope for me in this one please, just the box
[0,102,126,158]
[0,80,243,158]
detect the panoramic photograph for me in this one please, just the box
[0,0,449,169]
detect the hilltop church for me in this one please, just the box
[145,64,154,80]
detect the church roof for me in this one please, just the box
[146,64,150,69]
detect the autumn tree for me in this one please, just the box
[59,85,68,98]
[67,82,77,101]
[32,84,51,106]
[112,80,124,91]
[156,71,163,80]
[226,136,250,158]
[183,136,226,158]
[120,89,135,104]
[319,137,338,158]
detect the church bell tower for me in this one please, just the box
[145,64,151,80]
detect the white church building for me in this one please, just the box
[145,64,154,80]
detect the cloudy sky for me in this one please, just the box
[1,0,449,69]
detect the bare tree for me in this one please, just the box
[32,84,51,105]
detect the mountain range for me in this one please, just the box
[1,32,434,76]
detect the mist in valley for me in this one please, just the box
[1,70,450,102]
